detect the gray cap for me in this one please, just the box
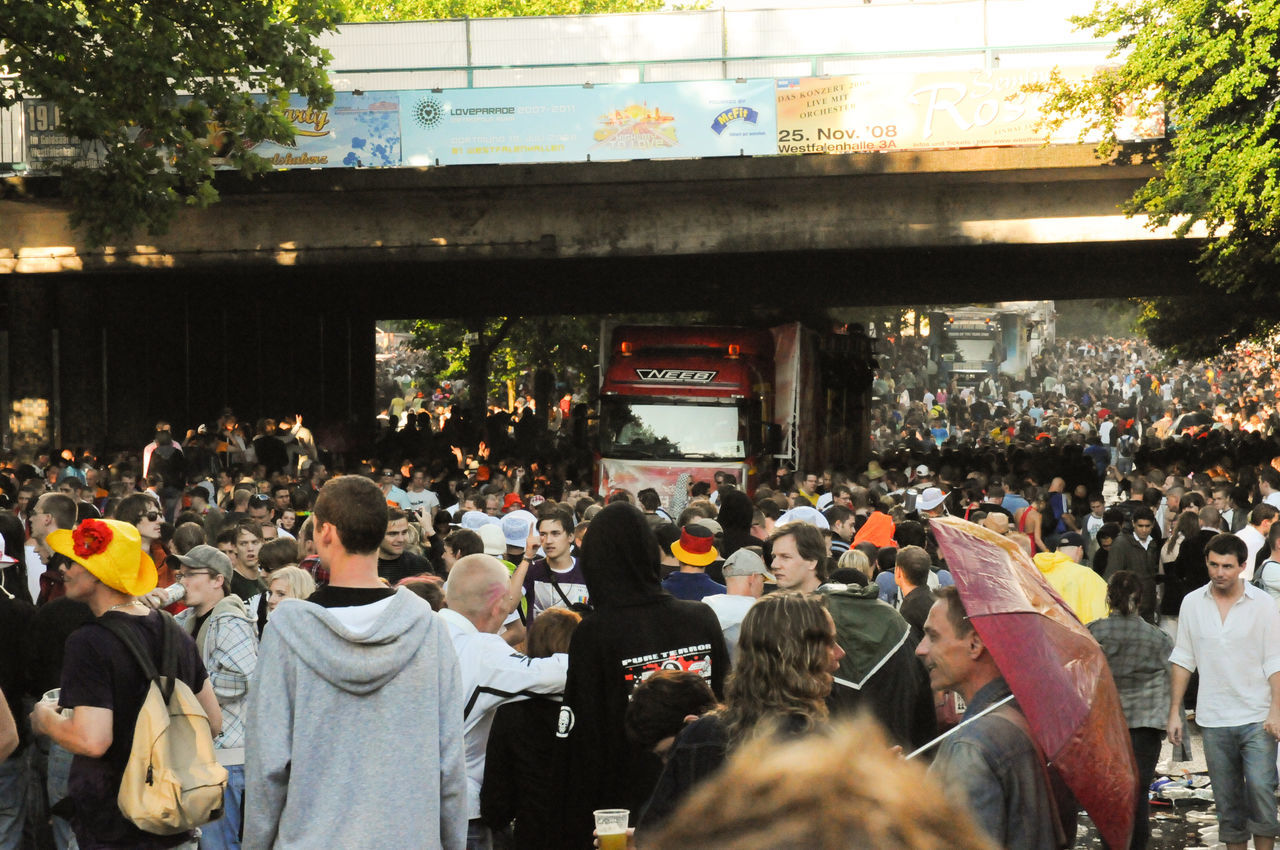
[176,544,233,583]
[721,547,774,580]
[692,517,723,536]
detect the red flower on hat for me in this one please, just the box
[72,518,113,558]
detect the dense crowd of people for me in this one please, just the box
[3,330,1280,849]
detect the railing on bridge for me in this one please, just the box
[320,0,1115,91]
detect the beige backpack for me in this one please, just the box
[100,614,229,835]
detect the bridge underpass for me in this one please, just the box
[0,143,1205,453]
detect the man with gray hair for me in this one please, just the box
[441,554,569,850]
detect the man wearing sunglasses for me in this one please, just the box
[173,545,257,850]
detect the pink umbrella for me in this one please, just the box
[928,517,1137,850]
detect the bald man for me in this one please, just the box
[982,513,1034,559]
[440,554,568,849]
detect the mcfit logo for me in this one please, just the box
[709,106,760,135]
[635,369,718,383]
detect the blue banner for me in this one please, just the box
[400,80,776,166]
[207,90,402,169]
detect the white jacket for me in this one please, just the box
[438,608,568,819]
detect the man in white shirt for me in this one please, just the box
[1098,414,1116,465]
[1235,504,1278,581]
[1168,533,1280,850]
[1261,469,1280,512]
[405,466,441,517]
[441,554,568,850]
[699,548,768,662]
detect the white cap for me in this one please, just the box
[776,506,829,529]
[476,524,507,558]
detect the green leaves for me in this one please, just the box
[1038,0,1280,356]
[338,0,665,22]
[0,0,341,245]
[408,316,596,405]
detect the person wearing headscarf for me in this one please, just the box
[714,489,757,558]
[555,503,729,849]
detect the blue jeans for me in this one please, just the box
[0,755,26,850]
[199,763,243,850]
[46,742,77,850]
[1201,722,1280,843]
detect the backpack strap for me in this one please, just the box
[99,612,181,703]
[1255,560,1277,591]
[546,573,570,608]
[158,612,180,704]
[98,615,161,684]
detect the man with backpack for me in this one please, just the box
[1252,522,1280,607]
[29,518,223,850]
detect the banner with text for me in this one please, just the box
[775,68,1164,155]
[22,69,1164,172]
[211,90,402,169]
[400,79,777,166]
[23,91,402,173]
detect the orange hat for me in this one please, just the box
[47,518,157,596]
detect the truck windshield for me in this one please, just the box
[600,400,746,459]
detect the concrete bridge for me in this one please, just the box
[0,141,1201,453]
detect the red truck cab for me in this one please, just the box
[596,326,774,504]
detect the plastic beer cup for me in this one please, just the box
[593,809,629,850]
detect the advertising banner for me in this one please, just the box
[598,459,748,504]
[210,90,402,169]
[23,91,402,173]
[24,101,108,172]
[775,68,1164,155]
[400,79,776,166]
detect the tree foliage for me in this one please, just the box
[340,0,663,22]
[1036,0,1280,357]
[405,311,716,423]
[0,0,341,245]
[408,316,597,419]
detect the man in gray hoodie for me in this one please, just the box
[244,475,467,850]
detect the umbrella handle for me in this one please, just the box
[905,693,1016,761]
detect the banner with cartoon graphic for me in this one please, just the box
[213,90,403,169]
[399,79,777,166]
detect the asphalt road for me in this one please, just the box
[1074,722,1237,850]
